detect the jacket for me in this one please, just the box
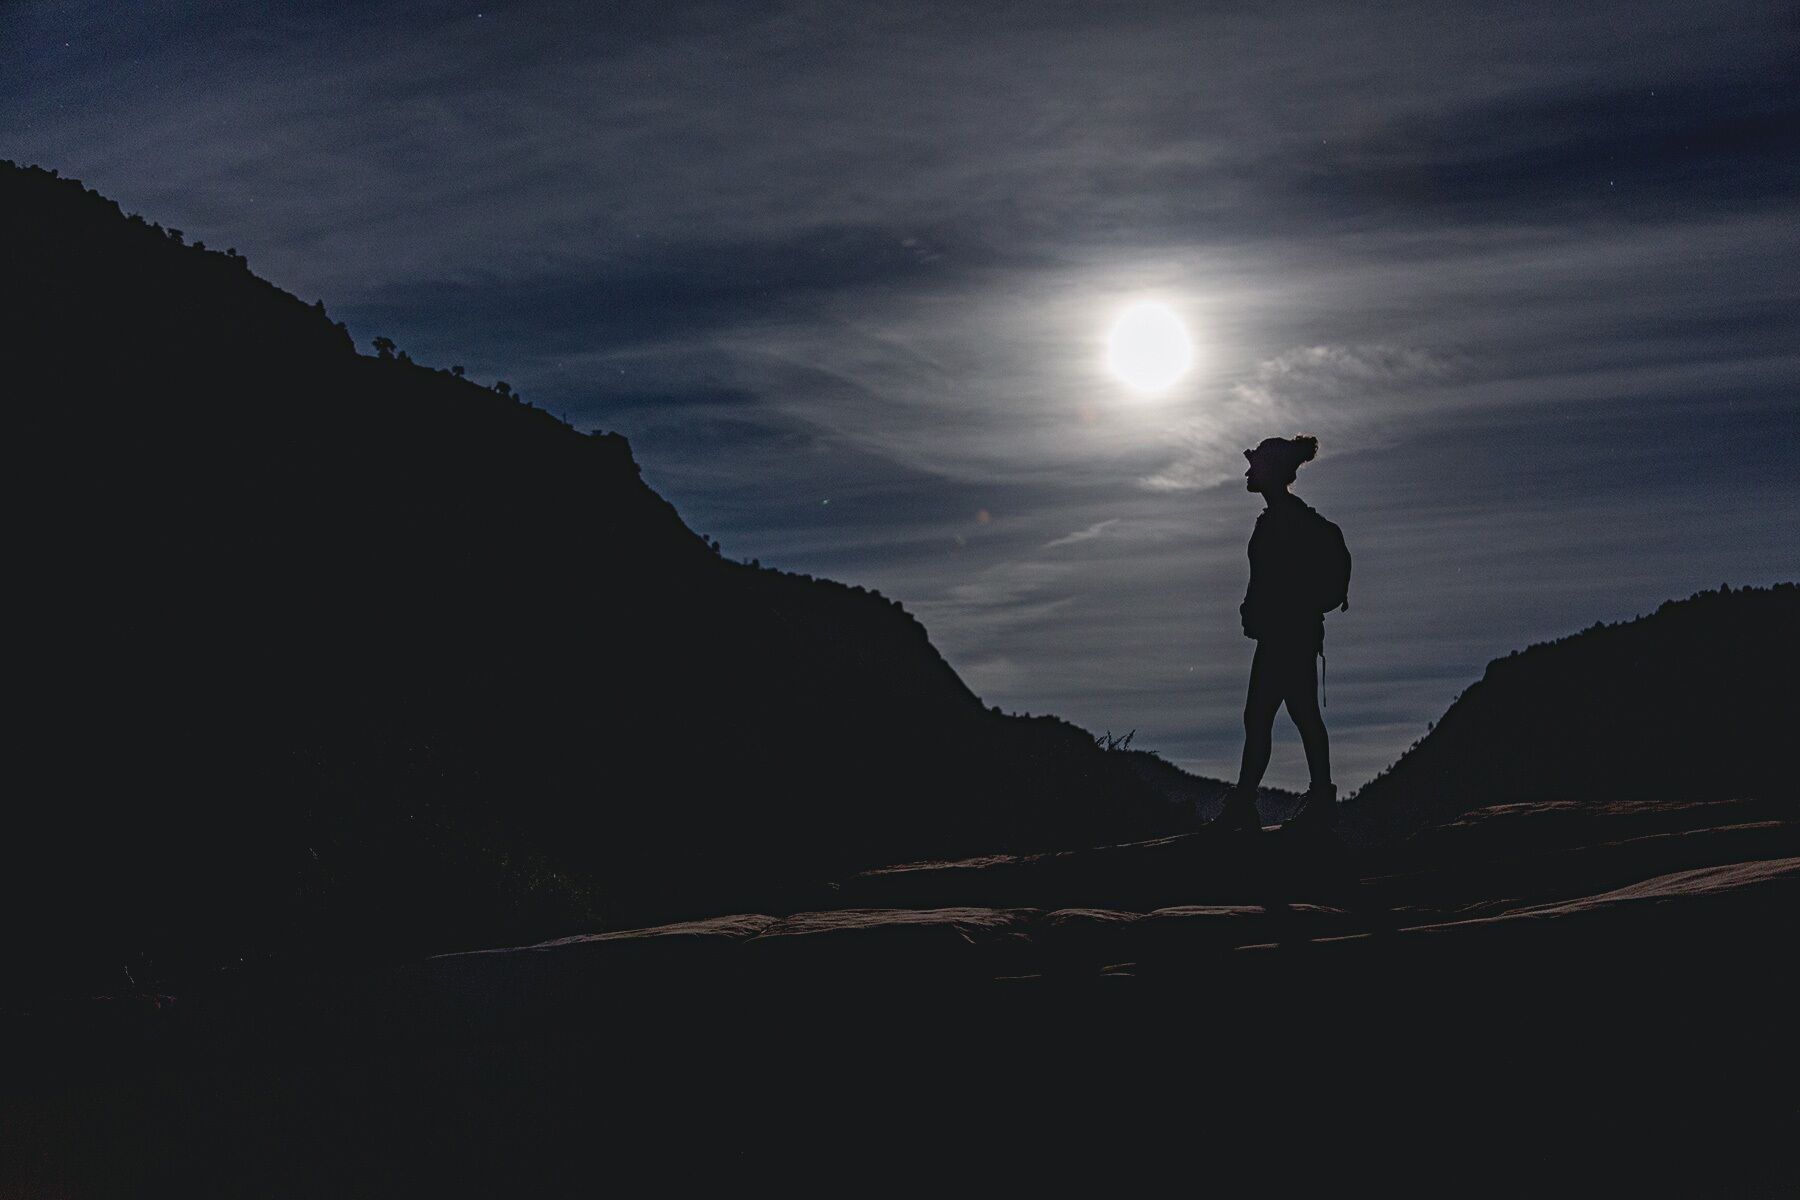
[1239,492,1337,651]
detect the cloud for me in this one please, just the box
[1229,344,1457,410]
[1135,343,1463,493]
[1043,518,1121,549]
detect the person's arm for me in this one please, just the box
[1239,522,1263,638]
[1335,520,1352,612]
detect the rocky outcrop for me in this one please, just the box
[379,796,1797,1038]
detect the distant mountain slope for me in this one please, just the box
[1341,584,1798,845]
[1116,749,1300,823]
[2,161,1186,995]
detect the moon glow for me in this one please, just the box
[1106,302,1193,393]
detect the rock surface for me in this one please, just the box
[392,796,1797,1014]
[9,795,1797,1196]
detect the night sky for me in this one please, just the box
[6,1,1797,790]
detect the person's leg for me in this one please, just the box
[1281,647,1332,791]
[1235,640,1285,792]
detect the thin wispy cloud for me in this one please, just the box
[1043,519,1121,550]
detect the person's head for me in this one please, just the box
[1243,434,1318,494]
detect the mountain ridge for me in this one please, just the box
[3,160,1193,996]
[1342,582,1797,844]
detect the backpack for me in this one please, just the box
[1307,511,1352,614]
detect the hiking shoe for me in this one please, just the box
[1209,787,1263,833]
[1283,783,1338,834]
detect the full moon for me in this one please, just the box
[1106,302,1193,393]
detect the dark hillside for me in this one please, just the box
[1342,584,1798,845]
[1117,748,1301,823]
[2,162,1182,997]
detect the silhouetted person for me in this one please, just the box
[1213,435,1351,834]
